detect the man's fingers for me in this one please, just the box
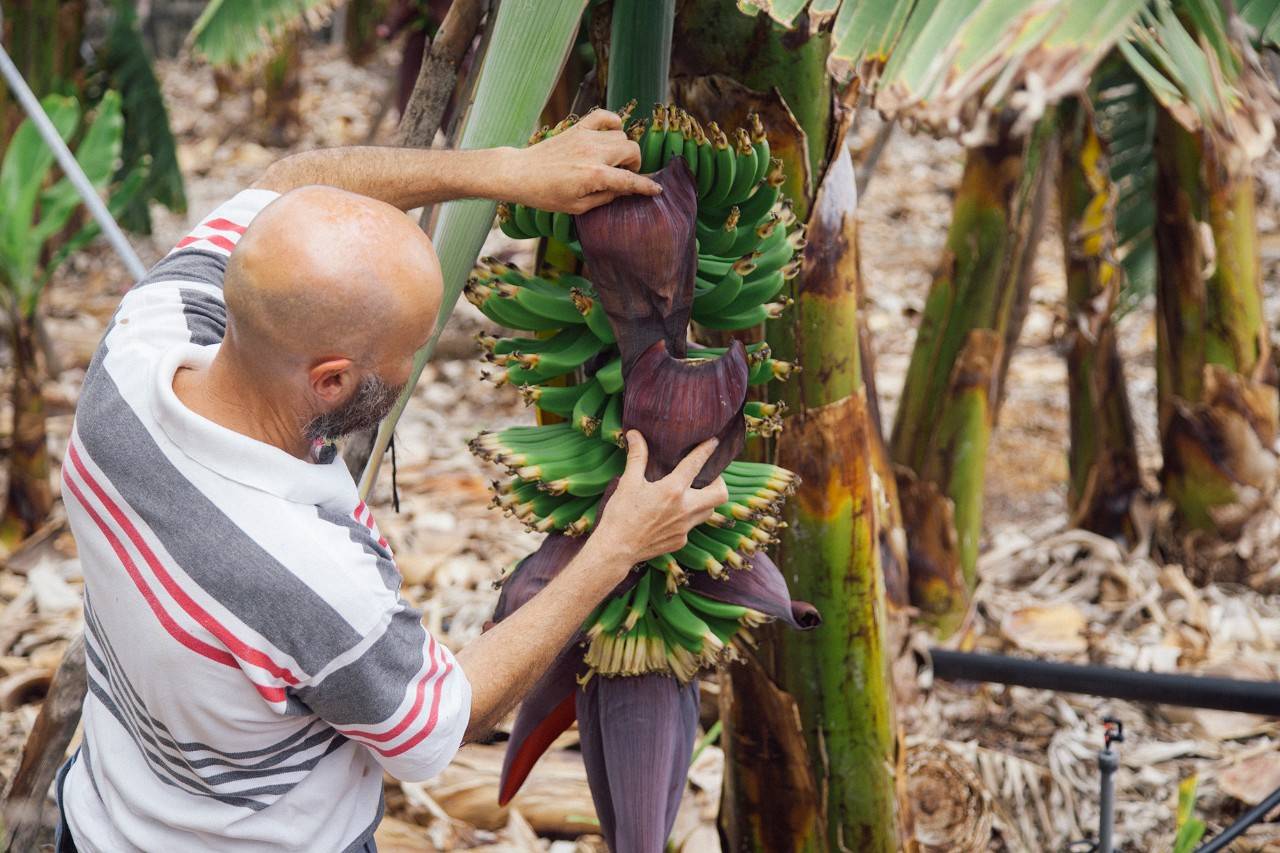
[623,430,649,479]
[667,438,719,489]
[694,476,730,512]
[609,138,643,171]
[580,109,622,131]
[599,166,662,197]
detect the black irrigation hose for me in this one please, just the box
[930,650,1280,716]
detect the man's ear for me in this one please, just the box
[308,357,356,404]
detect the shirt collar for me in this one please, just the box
[150,343,358,507]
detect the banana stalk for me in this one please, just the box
[1058,97,1141,538]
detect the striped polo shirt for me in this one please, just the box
[61,189,471,852]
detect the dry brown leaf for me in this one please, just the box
[1000,604,1088,655]
[1219,750,1280,805]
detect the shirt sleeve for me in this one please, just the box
[104,188,280,354]
[289,601,473,782]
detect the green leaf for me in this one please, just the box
[93,0,187,232]
[40,164,152,309]
[31,92,126,252]
[191,0,335,67]
[0,95,81,289]
[359,0,590,496]
[1092,58,1157,315]
[1171,775,1207,853]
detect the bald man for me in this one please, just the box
[55,110,729,853]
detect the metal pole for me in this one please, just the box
[0,15,148,282]
[1096,718,1122,853]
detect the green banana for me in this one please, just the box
[595,357,623,394]
[722,269,787,314]
[568,498,600,535]
[512,203,539,238]
[688,528,745,569]
[660,108,684,166]
[472,288,564,332]
[533,207,554,237]
[696,253,747,279]
[511,489,569,521]
[691,268,744,318]
[748,112,771,186]
[672,539,725,576]
[570,289,617,344]
[704,123,736,208]
[653,586,718,648]
[725,128,758,205]
[535,494,598,533]
[623,568,655,631]
[696,207,740,257]
[681,114,701,176]
[685,341,772,363]
[590,587,634,638]
[517,439,619,481]
[497,202,534,240]
[682,588,750,623]
[571,377,607,436]
[513,329,606,377]
[641,106,665,172]
[696,134,715,198]
[696,523,757,555]
[542,446,626,496]
[521,381,590,416]
[552,210,574,244]
[693,299,787,331]
[748,357,798,385]
[600,392,624,445]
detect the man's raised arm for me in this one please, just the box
[251,109,661,214]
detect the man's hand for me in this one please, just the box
[592,431,730,571]
[502,109,662,215]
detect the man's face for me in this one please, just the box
[304,373,406,442]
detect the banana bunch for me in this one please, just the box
[472,104,806,682]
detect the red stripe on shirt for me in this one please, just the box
[335,634,442,744]
[68,442,302,688]
[175,234,237,252]
[379,648,455,758]
[63,465,287,705]
[202,218,247,235]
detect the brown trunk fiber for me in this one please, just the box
[2,313,52,547]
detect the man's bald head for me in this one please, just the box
[221,186,442,440]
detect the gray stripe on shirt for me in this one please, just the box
[136,249,228,291]
[316,507,399,592]
[75,355,364,675]
[178,288,226,346]
[290,605,429,725]
[85,599,332,767]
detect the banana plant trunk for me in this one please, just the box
[1057,98,1141,539]
[673,6,905,851]
[1153,109,1277,555]
[888,116,1056,632]
[2,312,52,546]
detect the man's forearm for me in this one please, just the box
[252,146,519,211]
[453,535,634,741]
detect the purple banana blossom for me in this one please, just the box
[577,674,700,852]
[687,550,821,630]
[575,158,699,374]
[622,338,748,487]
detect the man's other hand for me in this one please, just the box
[501,109,662,215]
[593,431,730,570]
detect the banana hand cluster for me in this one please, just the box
[471,104,805,681]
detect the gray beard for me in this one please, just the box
[304,375,406,443]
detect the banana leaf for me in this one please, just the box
[190,0,337,67]
[359,0,589,497]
